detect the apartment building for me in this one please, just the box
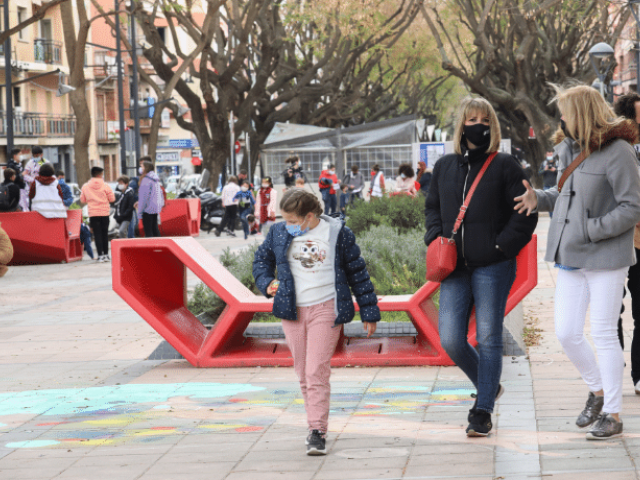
[0,0,100,181]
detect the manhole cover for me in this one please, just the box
[335,448,410,459]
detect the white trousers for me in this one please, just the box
[555,267,628,414]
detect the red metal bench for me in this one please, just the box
[0,210,83,266]
[138,198,201,237]
[112,235,537,367]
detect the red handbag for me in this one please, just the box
[426,152,497,283]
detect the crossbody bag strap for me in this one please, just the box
[451,152,498,237]
[557,150,589,193]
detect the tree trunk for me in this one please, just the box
[147,101,165,161]
[69,88,92,187]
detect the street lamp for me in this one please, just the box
[588,42,615,99]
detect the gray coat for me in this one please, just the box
[536,122,640,269]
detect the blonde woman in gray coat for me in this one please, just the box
[516,85,640,440]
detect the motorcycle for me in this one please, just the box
[176,170,242,233]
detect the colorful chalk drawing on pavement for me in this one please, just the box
[0,383,475,449]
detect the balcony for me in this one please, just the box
[34,39,63,65]
[0,111,76,137]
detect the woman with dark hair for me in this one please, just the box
[283,155,306,189]
[394,163,417,196]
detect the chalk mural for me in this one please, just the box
[0,382,475,449]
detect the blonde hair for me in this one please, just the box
[453,97,502,155]
[552,84,626,155]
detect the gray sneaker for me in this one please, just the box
[576,392,604,428]
[586,413,623,440]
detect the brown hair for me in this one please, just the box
[453,96,502,154]
[295,178,305,186]
[371,164,380,172]
[261,177,273,188]
[139,155,153,164]
[280,188,323,218]
[228,176,238,185]
[4,168,15,182]
[285,155,299,164]
[117,175,130,185]
[39,163,55,177]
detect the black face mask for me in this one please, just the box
[463,123,491,149]
[560,119,573,140]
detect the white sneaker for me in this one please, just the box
[634,381,640,395]
[96,255,104,263]
[103,255,111,262]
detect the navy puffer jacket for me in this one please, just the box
[253,215,380,325]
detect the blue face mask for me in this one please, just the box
[286,217,310,237]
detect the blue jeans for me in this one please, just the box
[128,210,138,238]
[239,208,252,239]
[438,259,517,413]
[321,190,337,215]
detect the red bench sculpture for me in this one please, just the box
[0,210,83,266]
[138,198,201,237]
[112,235,537,367]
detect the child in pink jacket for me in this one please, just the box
[80,166,115,263]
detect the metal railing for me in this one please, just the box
[34,39,63,65]
[0,111,76,137]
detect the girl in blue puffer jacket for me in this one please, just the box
[253,189,380,456]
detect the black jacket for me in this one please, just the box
[0,179,20,212]
[6,160,25,190]
[282,166,306,187]
[424,146,538,269]
[114,187,135,223]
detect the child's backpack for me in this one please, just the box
[0,184,13,212]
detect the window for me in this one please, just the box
[13,87,20,108]
[157,27,166,43]
[17,8,26,39]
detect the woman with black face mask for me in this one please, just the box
[425,96,538,437]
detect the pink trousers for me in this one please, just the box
[282,299,342,433]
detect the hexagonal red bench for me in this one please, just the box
[111,235,537,367]
[138,198,201,237]
[0,210,83,266]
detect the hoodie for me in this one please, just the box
[80,177,116,217]
[138,171,165,215]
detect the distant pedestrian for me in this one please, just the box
[56,170,74,208]
[283,155,306,189]
[318,164,339,215]
[253,188,380,455]
[137,161,164,238]
[114,176,135,239]
[394,163,417,196]
[426,96,537,437]
[515,85,640,440]
[127,175,140,238]
[238,169,254,190]
[81,166,115,262]
[255,177,277,234]
[214,176,240,237]
[342,165,364,204]
[23,146,50,211]
[7,148,26,211]
[29,163,67,219]
[0,222,13,278]
[339,184,349,219]
[79,222,95,260]
[614,92,640,392]
[234,180,256,240]
[416,161,431,196]
[368,164,385,200]
[247,214,259,235]
[0,169,21,212]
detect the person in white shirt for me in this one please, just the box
[214,176,240,237]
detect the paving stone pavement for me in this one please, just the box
[0,216,639,479]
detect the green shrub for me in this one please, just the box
[347,194,425,235]
[187,223,433,321]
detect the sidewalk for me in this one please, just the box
[0,217,637,480]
